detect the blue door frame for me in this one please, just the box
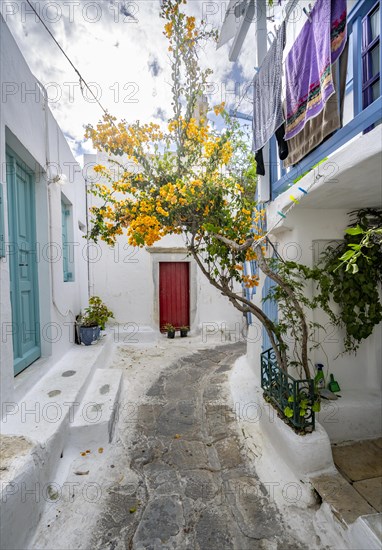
[6,147,41,375]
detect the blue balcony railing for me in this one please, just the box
[270,0,382,199]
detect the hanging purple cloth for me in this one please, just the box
[284,0,347,141]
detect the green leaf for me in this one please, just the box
[288,396,294,403]
[299,409,306,416]
[345,225,364,236]
[284,406,294,418]
[339,250,356,261]
[352,263,359,274]
[312,401,321,413]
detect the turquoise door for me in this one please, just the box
[6,148,41,375]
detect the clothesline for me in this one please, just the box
[231,0,301,116]
[253,166,325,250]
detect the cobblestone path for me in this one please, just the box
[92,343,307,550]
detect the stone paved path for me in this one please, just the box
[91,343,308,550]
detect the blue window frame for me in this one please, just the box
[61,200,73,282]
[362,1,380,108]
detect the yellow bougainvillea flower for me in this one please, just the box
[213,102,226,116]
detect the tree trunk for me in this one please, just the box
[188,246,288,372]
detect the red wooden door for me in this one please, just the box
[159,262,190,330]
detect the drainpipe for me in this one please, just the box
[37,79,73,319]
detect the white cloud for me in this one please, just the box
[1,0,257,158]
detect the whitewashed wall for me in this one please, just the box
[83,153,243,338]
[0,15,88,412]
[247,207,382,394]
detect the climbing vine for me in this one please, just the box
[317,209,382,353]
[284,209,382,355]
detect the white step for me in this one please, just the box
[69,369,123,451]
[0,338,113,550]
[112,324,159,345]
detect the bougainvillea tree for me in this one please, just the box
[85,0,312,378]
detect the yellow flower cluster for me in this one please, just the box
[245,249,258,261]
[185,16,196,40]
[185,118,209,142]
[213,102,226,116]
[220,141,233,164]
[242,274,260,288]
[164,21,173,38]
[204,140,218,158]
[86,118,163,160]
[128,215,164,247]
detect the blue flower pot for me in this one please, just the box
[80,326,100,346]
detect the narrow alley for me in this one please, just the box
[29,338,327,550]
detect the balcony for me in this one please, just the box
[269,0,382,203]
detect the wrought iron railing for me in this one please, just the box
[261,348,316,433]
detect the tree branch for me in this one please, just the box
[188,243,287,371]
[212,234,254,252]
[254,244,311,379]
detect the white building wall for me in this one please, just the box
[0,15,88,412]
[247,207,382,394]
[83,153,243,337]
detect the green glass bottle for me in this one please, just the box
[314,364,325,389]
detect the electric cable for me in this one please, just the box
[25,0,112,120]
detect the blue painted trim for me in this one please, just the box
[0,185,5,258]
[353,16,363,116]
[261,274,278,352]
[380,0,382,87]
[348,0,378,29]
[6,146,41,376]
[269,135,278,197]
[272,96,382,198]
[346,79,354,94]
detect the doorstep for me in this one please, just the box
[310,438,382,549]
[0,334,116,550]
[332,438,382,514]
[310,474,381,549]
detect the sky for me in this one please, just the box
[1,0,264,162]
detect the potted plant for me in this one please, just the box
[78,296,114,346]
[163,323,176,339]
[180,325,189,337]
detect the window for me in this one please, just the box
[362,2,380,108]
[61,199,73,282]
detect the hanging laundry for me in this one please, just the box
[284,41,348,167]
[284,0,347,141]
[255,124,289,176]
[253,21,286,152]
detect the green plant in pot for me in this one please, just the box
[163,323,176,339]
[78,296,114,345]
[180,325,189,337]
